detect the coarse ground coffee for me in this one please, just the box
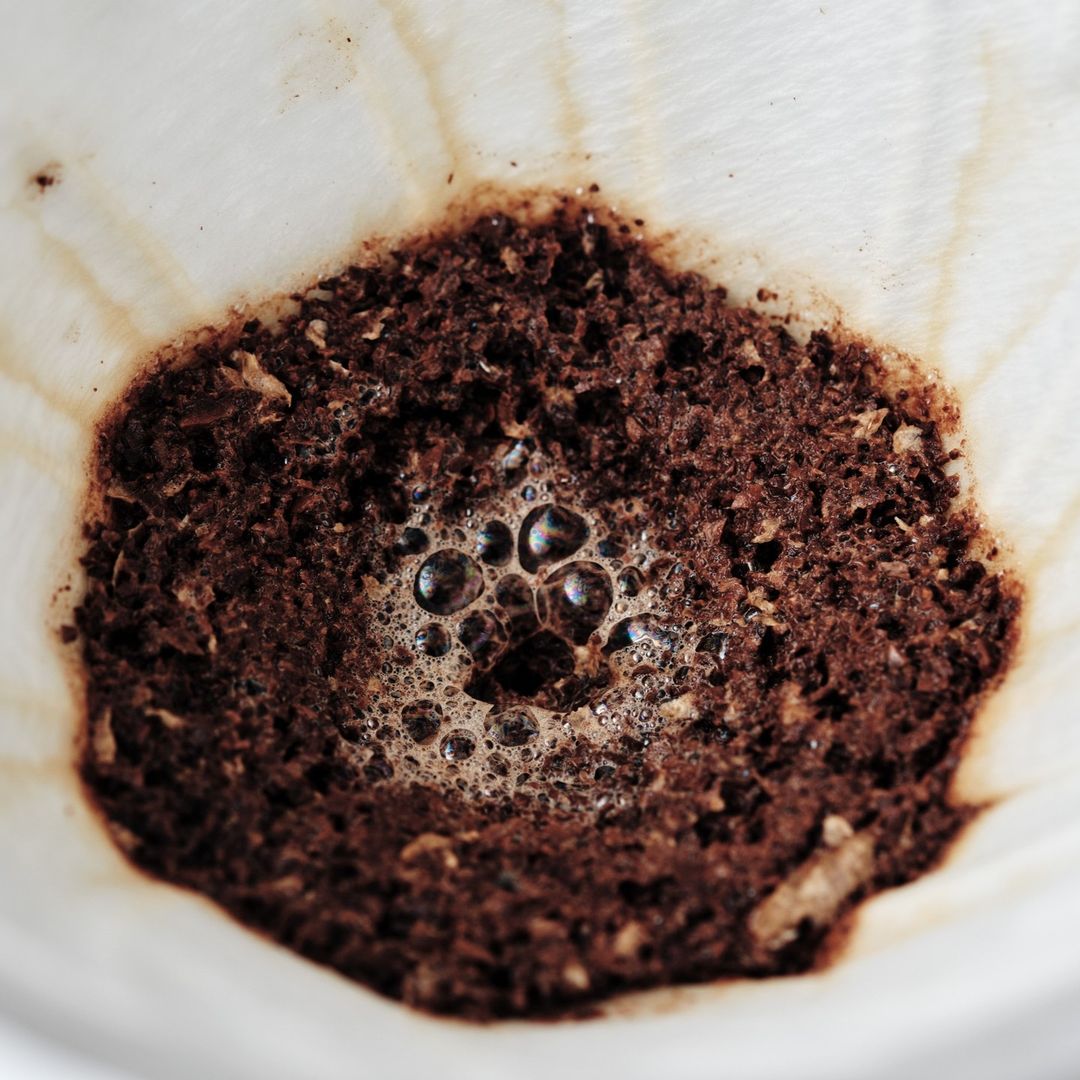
[74,198,1020,1020]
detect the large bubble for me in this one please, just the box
[459,609,507,659]
[415,622,451,657]
[439,729,476,762]
[484,708,540,747]
[538,561,613,644]
[414,549,484,615]
[518,504,588,572]
[476,520,514,566]
[401,700,443,744]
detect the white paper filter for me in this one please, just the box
[1,2,1079,1078]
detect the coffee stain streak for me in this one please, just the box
[924,40,1002,371]
[1025,487,1080,567]
[56,156,215,326]
[0,328,82,423]
[925,43,1080,818]
[372,0,472,187]
[624,0,664,211]
[958,243,1080,402]
[312,0,432,225]
[925,40,1064,405]
[869,3,942,317]
[0,439,78,492]
[545,0,587,164]
[0,696,76,763]
[963,741,1080,807]
[0,684,74,713]
[1026,614,1080,650]
[10,213,148,352]
[0,756,65,778]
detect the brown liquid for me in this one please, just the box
[73,200,1020,1019]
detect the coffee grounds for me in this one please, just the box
[75,200,1020,1020]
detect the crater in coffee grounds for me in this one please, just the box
[74,198,1021,1020]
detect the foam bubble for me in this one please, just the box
[459,609,506,659]
[518,504,588,572]
[349,439,717,810]
[495,574,539,631]
[393,526,430,556]
[616,566,645,597]
[415,623,451,657]
[537,561,613,645]
[476,520,514,566]
[402,700,442,744]
[485,708,540,747]
[414,550,484,615]
[440,729,477,761]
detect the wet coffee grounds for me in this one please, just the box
[75,200,1020,1020]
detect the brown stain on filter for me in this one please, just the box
[4,137,224,427]
[909,40,1080,817]
[0,326,83,423]
[926,39,1072,404]
[310,1,433,227]
[62,156,214,328]
[958,243,1080,403]
[0,756,72,789]
[28,162,61,195]
[545,0,588,162]
[1028,489,1080,567]
[0,435,81,492]
[373,0,475,188]
[625,0,665,212]
[18,220,147,352]
[11,127,212,340]
[946,39,1080,405]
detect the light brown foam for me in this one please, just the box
[344,438,714,807]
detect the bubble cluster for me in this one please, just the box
[350,440,731,809]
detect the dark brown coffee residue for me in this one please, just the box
[74,200,1020,1020]
[30,163,60,193]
